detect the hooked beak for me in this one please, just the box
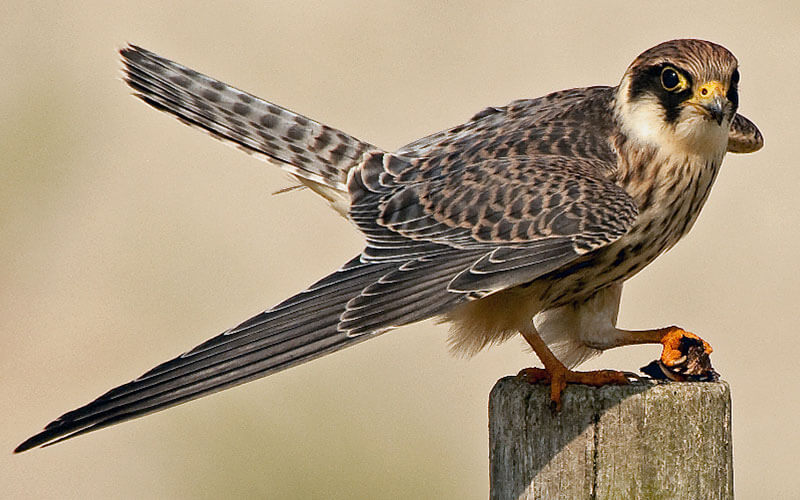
[689,80,728,126]
[704,95,726,126]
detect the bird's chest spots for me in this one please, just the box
[630,155,720,248]
[539,155,721,308]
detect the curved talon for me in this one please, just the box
[620,370,644,382]
[660,326,712,367]
[649,326,719,381]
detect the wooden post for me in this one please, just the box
[489,377,733,500]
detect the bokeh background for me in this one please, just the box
[3,1,798,498]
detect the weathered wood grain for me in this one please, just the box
[489,377,732,500]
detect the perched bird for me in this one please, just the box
[16,39,762,452]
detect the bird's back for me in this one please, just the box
[398,86,619,173]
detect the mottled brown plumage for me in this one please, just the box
[16,39,762,452]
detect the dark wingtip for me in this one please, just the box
[15,421,88,454]
[14,433,45,454]
[15,415,80,453]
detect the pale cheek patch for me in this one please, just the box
[616,89,728,159]
[616,94,668,146]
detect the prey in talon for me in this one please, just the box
[17,39,761,452]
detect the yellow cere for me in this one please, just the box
[697,80,725,99]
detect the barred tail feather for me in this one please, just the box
[120,44,379,213]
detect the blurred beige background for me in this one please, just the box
[3,1,798,498]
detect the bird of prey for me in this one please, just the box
[16,39,763,452]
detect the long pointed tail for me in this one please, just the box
[120,45,378,211]
[15,256,394,452]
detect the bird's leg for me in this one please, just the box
[518,324,629,410]
[609,326,715,381]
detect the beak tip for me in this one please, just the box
[707,95,727,126]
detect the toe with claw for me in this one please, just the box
[518,367,631,410]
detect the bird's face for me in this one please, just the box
[615,39,740,157]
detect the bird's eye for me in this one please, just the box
[660,66,686,92]
[731,68,740,85]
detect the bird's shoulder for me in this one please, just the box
[397,85,620,171]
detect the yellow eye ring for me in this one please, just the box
[660,66,688,92]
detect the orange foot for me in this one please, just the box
[656,327,717,381]
[517,367,630,411]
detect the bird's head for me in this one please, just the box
[615,39,740,157]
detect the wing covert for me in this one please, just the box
[347,152,638,293]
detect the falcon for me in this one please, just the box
[16,39,763,452]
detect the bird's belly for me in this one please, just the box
[538,228,677,308]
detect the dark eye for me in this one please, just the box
[731,69,740,85]
[660,67,681,91]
